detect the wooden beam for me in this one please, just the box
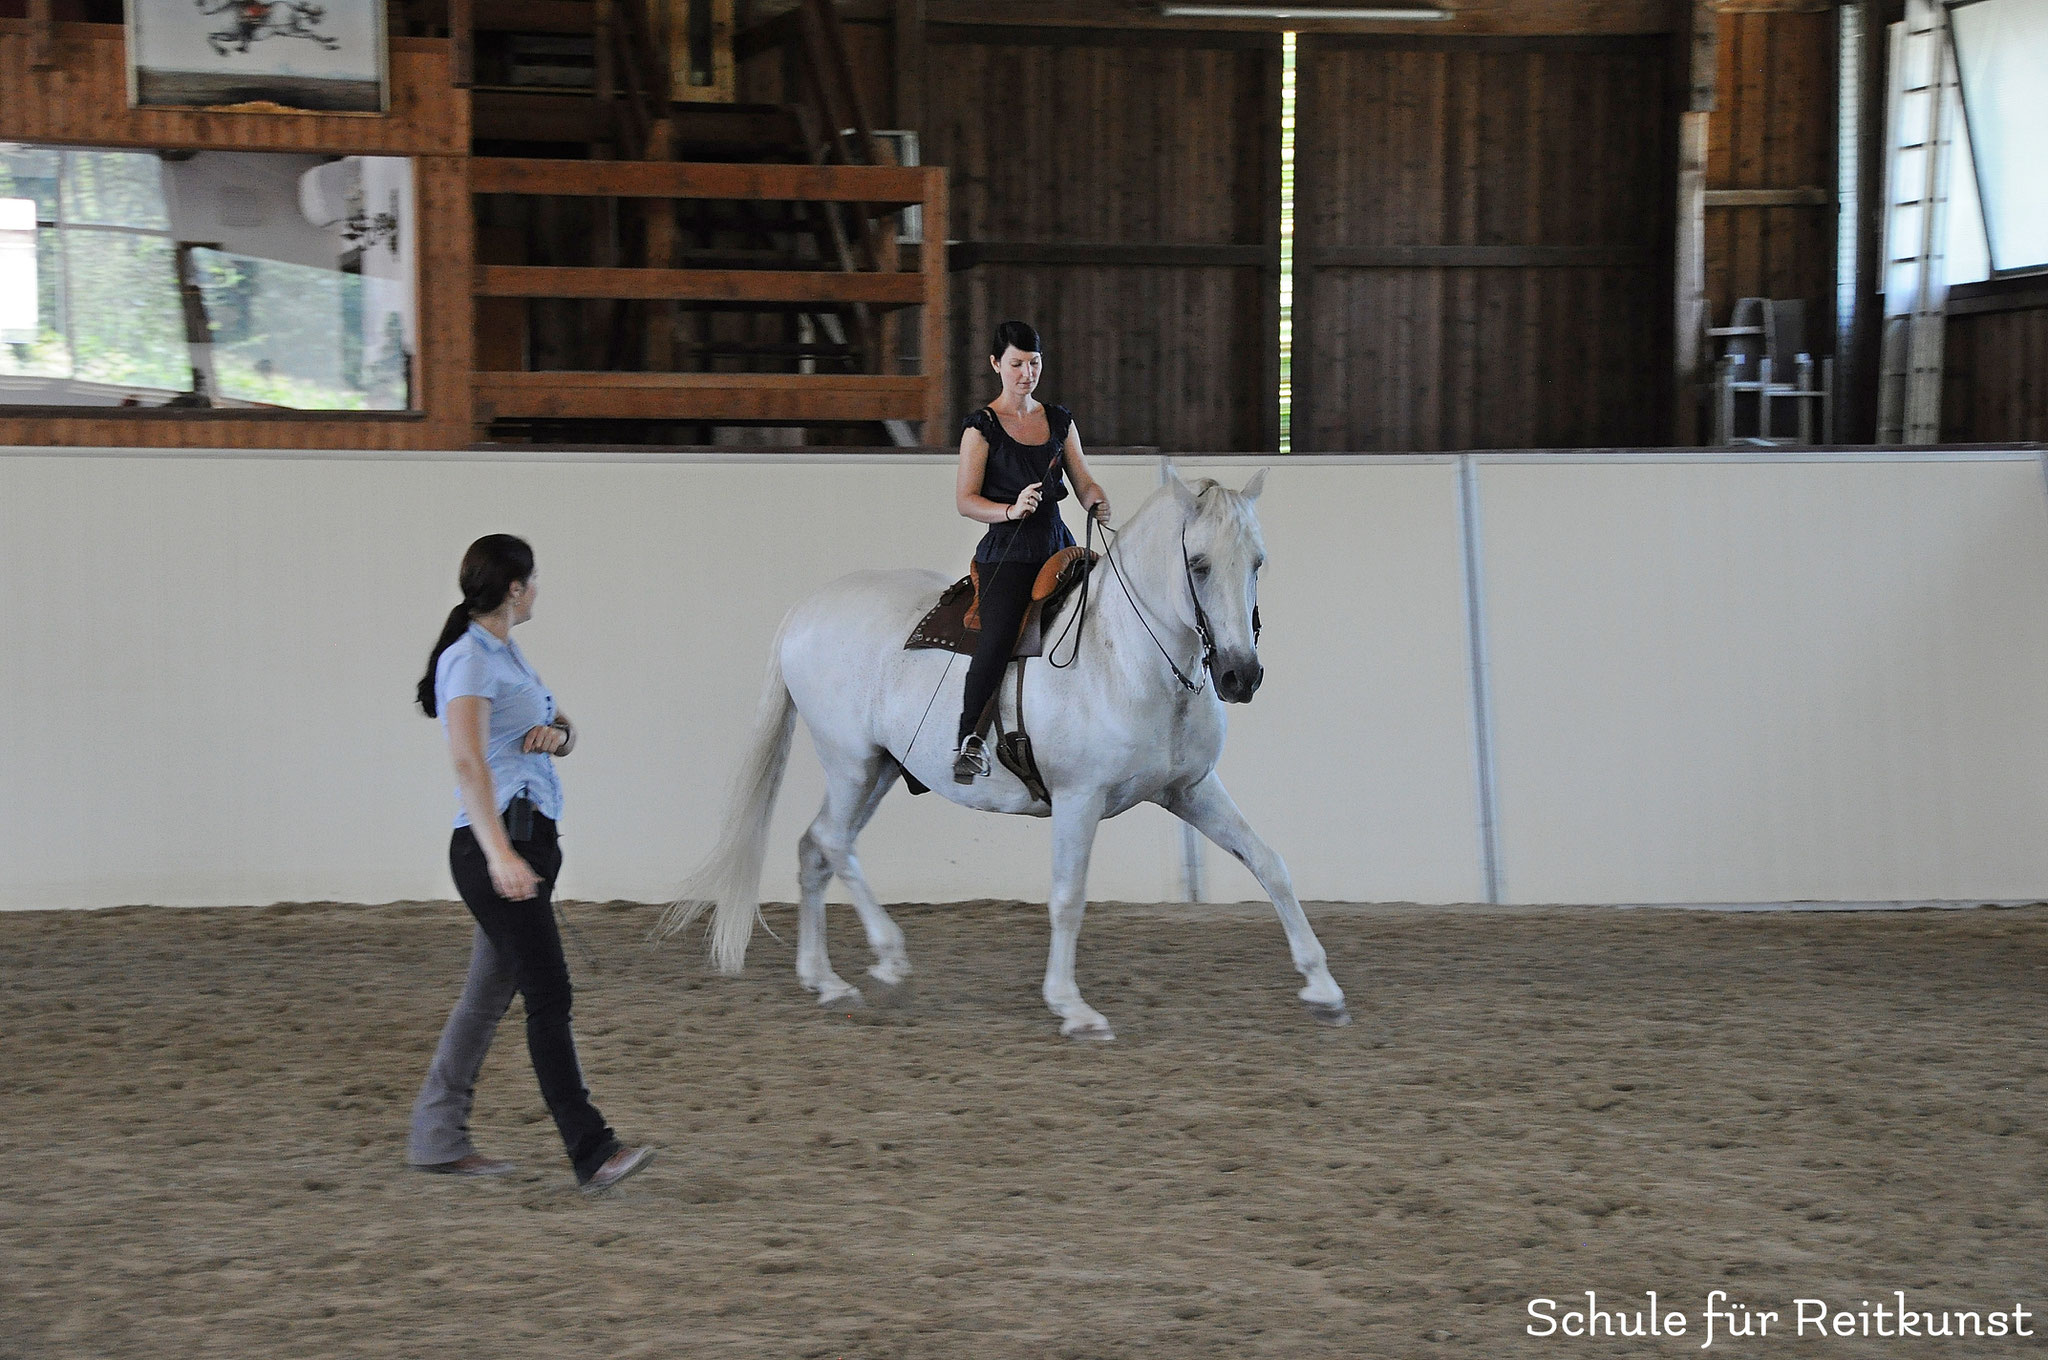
[893,0,926,130]
[924,0,1681,35]
[468,157,930,204]
[918,165,948,437]
[949,241,1269,270]
[473,370,932,422]
[1945,276,2048,318]
[1703,186,1831,207]
[477,264,928,304]
[1708,0,1831,11]
[1301,245,1659,269]
[26,0,53,71]
[928,23,1281,49]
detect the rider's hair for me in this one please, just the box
[416,533,536,717]
[991,320,1041,358]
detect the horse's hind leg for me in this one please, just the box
[795,750,909,1006]
[795,825,860,1007]
[1160,772,1350,1025]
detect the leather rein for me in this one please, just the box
[1053,501,1260,696]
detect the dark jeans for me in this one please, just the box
[449,816,621,1183]
[959,555,1046,742]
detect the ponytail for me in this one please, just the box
[417,603,473,717]
[416,533,536,717]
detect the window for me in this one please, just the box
[1948,0,2048,274]
[0,144,416,410]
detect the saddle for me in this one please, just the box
[900,546,1099,804]
[904,545,1099,659]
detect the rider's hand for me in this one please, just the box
[487,848,540,902]
[1088,492,1112,523]
[522,723,567,755]
[1010,483,1044,520]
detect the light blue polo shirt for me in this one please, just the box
[435,622,566,829]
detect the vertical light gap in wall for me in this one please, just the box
[1279,31,1297,453]
[1837,6,1862,351]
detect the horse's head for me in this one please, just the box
[1164,464,1269,703]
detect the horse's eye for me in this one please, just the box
[1190,559,1210,577]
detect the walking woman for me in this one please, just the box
[953,320,1112,782]
[407,533,653,1192]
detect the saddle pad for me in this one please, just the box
[904,551,1098,658]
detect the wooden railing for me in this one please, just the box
[468,158,948,437]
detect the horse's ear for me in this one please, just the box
[1164,462,1199,512]
[1241,468,1269,502]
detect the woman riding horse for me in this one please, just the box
[952,320,1112,783]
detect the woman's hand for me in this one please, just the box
[1086,489,1112,523]
[523,723,567,755]
[1011,482,1044,520]
[487,847,541,902]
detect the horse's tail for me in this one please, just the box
[655,619,797,972]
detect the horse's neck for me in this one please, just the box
[1086,510,1203,689]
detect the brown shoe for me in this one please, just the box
[580,1145,656,1194]
[415,1152,518,1177]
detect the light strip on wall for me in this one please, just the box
[1159,5,1450,19]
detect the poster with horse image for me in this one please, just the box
[126,0,387,113]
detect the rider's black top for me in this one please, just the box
[966,404,1077,565]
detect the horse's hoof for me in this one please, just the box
[1305,1002,1352,1027]
[866,962,912,989]
[817,985,864,1010]
[1060,1019,1116,1042]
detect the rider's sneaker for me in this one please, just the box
[953,734,990,783]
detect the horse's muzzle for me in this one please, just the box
[1215,653,1264,703]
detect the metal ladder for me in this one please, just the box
[1875,0,1958,445]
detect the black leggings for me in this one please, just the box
[959,556,1045,742]
[448,817,621,1182]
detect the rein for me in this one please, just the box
[1068,511,1216,695]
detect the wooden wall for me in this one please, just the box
[1703,9,1837,344]
[924,24,1280,452]
[1942,282,2048,443]
[0,21,473,449]
[1292,35,1675,452]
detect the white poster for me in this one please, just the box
[126,0,388,113]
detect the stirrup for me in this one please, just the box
[953,734,990,783]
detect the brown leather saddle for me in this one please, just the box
[901,546,1099,804]
[904,545,1099,660]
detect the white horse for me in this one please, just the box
[659,465,1348,1040]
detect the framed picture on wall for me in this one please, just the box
[126,0,389,114]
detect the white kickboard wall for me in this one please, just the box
[4,446,2046,911]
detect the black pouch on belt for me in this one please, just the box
[503,794,536,843]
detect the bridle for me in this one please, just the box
[1057,501,1260,695]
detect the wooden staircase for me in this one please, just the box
[449,0,946,445]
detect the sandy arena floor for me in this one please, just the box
[3,898,2046,1359]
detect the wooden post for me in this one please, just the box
[1672,0,1715,445]
[919,165,949,441]
[894,0,927,132]
[448,0,473,88]
[27,0,55,70]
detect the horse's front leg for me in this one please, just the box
[1044,789,1113,1040]
[1162,772,1350,1025]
